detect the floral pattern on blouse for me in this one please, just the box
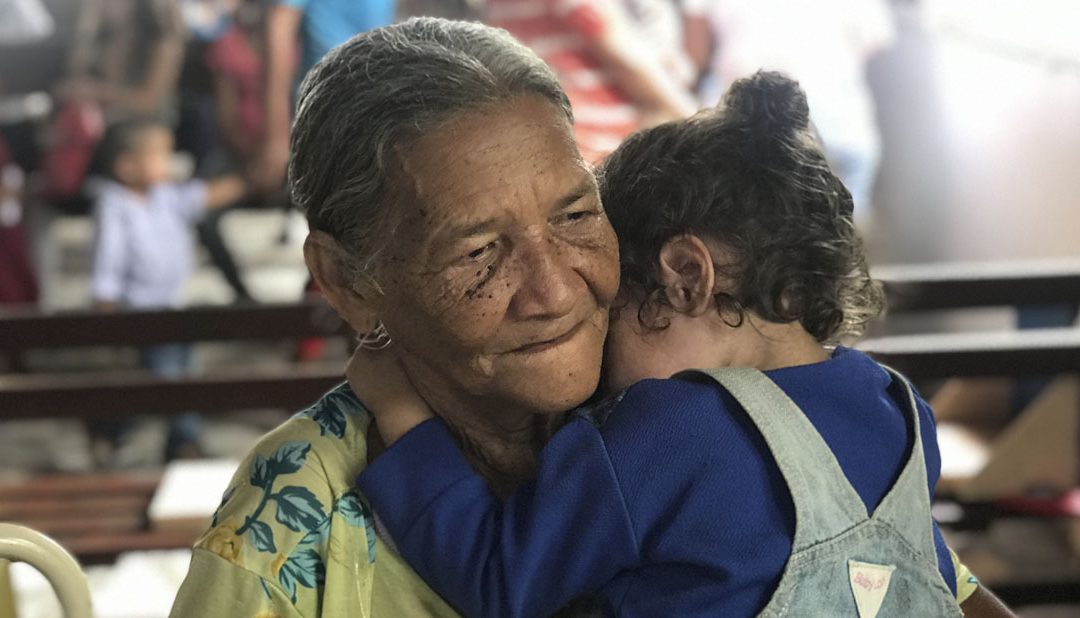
[170,383,460,618]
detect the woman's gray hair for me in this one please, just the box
[290,17,573,281]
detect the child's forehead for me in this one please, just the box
[132,126,173,149]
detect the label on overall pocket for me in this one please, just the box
[848,560,896,618]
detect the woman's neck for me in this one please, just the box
[363,395,555,499]
[405,370,565,498]
[439,408,560,498]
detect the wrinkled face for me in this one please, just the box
[371,95,619,418]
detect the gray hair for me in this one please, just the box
[289,17,574,281]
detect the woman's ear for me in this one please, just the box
[658,234,717,317]
[304,231,379,332]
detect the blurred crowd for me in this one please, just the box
[0,0,897,312]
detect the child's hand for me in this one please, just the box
[346,345,434,446]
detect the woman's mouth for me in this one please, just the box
[511,320,586,355]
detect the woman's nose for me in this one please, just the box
[508,233,580,321]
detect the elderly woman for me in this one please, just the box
[170,17,617,617]
[171,17,1008,618]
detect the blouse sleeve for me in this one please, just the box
[950,548,980,604]
[170,548,305,618]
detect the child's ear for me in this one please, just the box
[658,234,716,317]
[304,231,381,333]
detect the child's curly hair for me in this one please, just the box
[598,71,883,344]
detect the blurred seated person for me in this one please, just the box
[485,0,697,163]
[89,120,246,463]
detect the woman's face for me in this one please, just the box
[370,95,620,420]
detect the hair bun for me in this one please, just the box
[721,71,811,162]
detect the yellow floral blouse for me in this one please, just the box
[169,383,459,618]
[169,383,979,617]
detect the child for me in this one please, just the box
[90,119,246,460]
[205,0,268,165]
[350,73,975,617]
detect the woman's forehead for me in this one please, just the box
[395,96,591,225]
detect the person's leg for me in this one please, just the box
[175,92,218,170]
[184,95,255,303]
[141,343,204,459]
[196,205,253,302]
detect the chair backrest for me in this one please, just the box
[0,523,92,618]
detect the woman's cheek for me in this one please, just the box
[570,220,620,307]
[424,267,514,341]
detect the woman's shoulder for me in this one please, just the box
[191,383,378,609]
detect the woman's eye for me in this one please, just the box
[561,210,595,224]
[466,242,496,260]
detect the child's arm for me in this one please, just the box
[89,199,127,310]
[950,548,1017,616]
[349,348,639,618]
[203,175,247,211]
[959,586,1017,617]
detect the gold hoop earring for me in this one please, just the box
[357,321,392,350]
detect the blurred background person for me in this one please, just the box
[625,0,695,91]
[56,0,184,124]
[0,139,37,309]
[204,0,267,169]
[89,120,246,464]
[252,0,396,193]
[400,0,480,20]
[484,0,697,163]
[176,0,267,303]
[0,0,48,312]
[682,0,895,223]
[37,0,183,214]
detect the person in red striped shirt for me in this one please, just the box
[485,0,697,163]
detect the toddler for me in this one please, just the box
[90,119,246,460]
[352,73,976,617]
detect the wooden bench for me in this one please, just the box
[0,298,345,348]
[0,473,194,565]
[0,299,350,420]
[857,328,1080,379]
[869,260,1080,607]
[0,365,343,420]
[0,300,351,561]
[873,258,1080,312]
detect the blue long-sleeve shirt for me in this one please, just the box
[356,348,956,617]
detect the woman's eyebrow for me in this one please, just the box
[445,218,501,240]
[434,178,598,243]
[555,178,597,209]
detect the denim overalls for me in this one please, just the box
[690,366,964,618]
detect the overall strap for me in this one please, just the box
[682,366,867,551]
[866,366,939,561]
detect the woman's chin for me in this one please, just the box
[492,331,605,413]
